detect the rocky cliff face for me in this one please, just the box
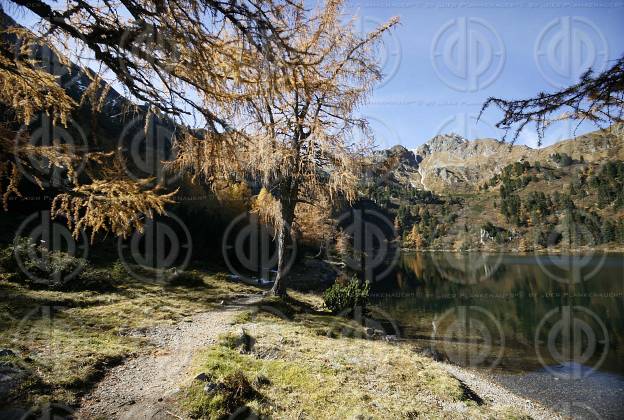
[376,128,624,194]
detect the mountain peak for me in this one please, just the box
[429,133,468,148]
[414,133,468,157]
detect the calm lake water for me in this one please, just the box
[369,252,624,378]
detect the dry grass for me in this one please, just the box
[0,269,259,409]
[181,296,530,419]
[2,263,533,419]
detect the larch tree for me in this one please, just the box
[0,0,298,239]
[481,55,624,144]
[168,0,398,295]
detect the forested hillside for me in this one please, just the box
[365,128,624,252]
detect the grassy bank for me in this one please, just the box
[1,260,539,419]
[0,267,257,411]
[178,296,532,419]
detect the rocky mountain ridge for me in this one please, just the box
[376,127,624,194]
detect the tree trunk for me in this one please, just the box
[270,199,296,297]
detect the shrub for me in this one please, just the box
[166,270,206,288]
[3,236,88,290]
[111,261,128,281]
[323,278,370,314]
[0,236,32,273]
[23,250,87,289]
[218,329,254,352]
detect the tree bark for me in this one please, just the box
[270,197,296,297]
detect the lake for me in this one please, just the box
[368,252,624,418]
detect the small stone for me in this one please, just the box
[195,373,211,382]
[203,383,217,394]
[0,349,15,357]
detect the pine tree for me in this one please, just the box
[1,0,320,238]
[393,216,402,238]
[601,220,616,243]
[617,219,624,244]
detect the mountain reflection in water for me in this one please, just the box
[369,252,624,377]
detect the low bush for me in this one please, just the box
[0,237,30,273]
[1,236,89,290]
[322,278,370,314]
[166,270,207,288]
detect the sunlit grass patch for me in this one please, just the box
[230,310,253,325]
[0,266,260,409]
[182,345,356,419]
[181,304,525,419]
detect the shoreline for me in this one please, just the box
[75,295,562,419]
[439,363,564,420]
[399,246,624,254]
[438,360,623,419]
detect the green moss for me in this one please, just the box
[182,345,348,419]
[230,310,253,325]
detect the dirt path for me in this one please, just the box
[76,295,263,420]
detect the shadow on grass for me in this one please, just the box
[253,294,327,320]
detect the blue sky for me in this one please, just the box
[344,0,624,149]
[7,1,624,150]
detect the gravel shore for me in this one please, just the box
[441,364,564,420]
